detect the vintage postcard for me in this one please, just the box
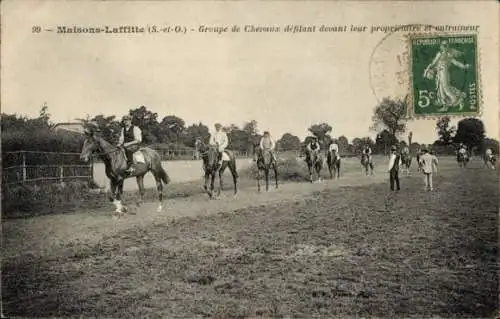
[2,1,499,318]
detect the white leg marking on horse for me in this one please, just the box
[114,200,123,213]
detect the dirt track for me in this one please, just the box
[3,159,497,318]
[4,166,391,259]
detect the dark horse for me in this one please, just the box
[305,148,323,183]
[195,139,238,199]
[360,153,374,175]
[400,151,412,176]
[326,149,341,179]
[79,124,170,216]
[256,148,278,192]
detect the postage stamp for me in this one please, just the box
[407,33,480,118]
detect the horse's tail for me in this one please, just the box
[159,166,171,184]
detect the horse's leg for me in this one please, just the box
[328,161,333,179]
[113,180,125,215]
[210,172,216,199]
[337,160,341,179]
[154,174,164,212]
[273,164,278,189]
[219,162,227,193]
[218,163,227,197]
[204,171,212,198]
[257,167,262,192]
[230,160,238,195]
[308,165,313,183]
[136,175,145,207]
[265,168,269,191]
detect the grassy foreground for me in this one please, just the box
[2,165,498,318]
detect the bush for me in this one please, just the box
[241,157,310,182]
[2,180,106,218]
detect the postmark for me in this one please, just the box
[407,33,480,118]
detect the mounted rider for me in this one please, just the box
[402,145,410,155]
[258,131,277,162]
[362,144,372,163]
[457,143,468,161]
[209,123,229,164]
[118,115,142,173]
[306,136,321,153]
[328,139,339,157]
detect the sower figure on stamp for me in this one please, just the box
[118,115,143,174]
[209,123,229,165]
[423,40,470,112]
[419,147,439,191]
[387,145,401,191]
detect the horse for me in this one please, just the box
[305,148,323,183]
[400,151,412,176]
[195,139,238,199]
[457,151,469,168]
[79,125,170,216]
[326,149,341,179]
[256,148,278,192]
[360,153,374,175]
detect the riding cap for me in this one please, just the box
[263,131,270,135]
[215,123,222,128]
[391,145,397,151]
[122,115,132,121]
[312,136,318,140]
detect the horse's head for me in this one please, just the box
[203,145,220,172]
[80,125,101,162]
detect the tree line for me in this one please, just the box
[2,99,498,158]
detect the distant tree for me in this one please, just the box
[482,138,499,154]
[454,118,486,151]
[337,135,349,153]
[277,133,301,151]
[307,123,333,142]
[375,129,398,154]
[182,122,210,147]
[242,120,259,154]
[159,115,186,143]
[89,114,121,144]
[435,116,456,145]
[370,96,408,138]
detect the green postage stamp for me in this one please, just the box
[408,33,480,118]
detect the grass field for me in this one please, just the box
[2,156,498,318]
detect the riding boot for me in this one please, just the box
[125,149,135,173]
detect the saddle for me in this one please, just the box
[121,146,146,164]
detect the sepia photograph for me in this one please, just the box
[2,1,498,318]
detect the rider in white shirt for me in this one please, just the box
[209,123,229,163]
[258,131,277,162]
[329,140,339,154]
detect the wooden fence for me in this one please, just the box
[2,151,94,185]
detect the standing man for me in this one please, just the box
[118,115,142,174]
[387,145,401,191]
[419,147,439,191]
[209,123,229,164]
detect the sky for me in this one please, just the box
[2,1,498,144]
